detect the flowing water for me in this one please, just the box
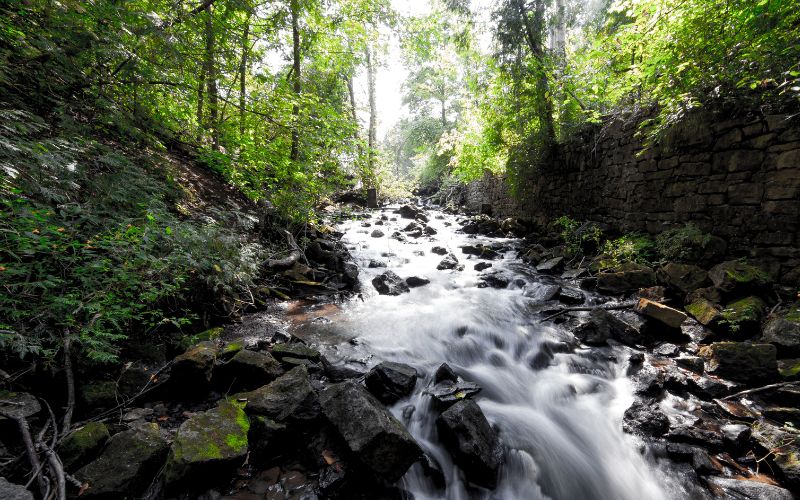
[288,206,696,500]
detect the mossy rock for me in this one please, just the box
[271,342,320,361]
[708,260,771,295]
[698,342,777,384]
[178,327,224,351]
[59,421,110,472]
[170,341,218,395]
[762,307,800,357]
[80,381,118,408]
[0,391,41,420]
[164,400,250,490]
[752,420,800,488]
[685,299,722,326]
[219,338,245,361]
[778,359,800,379]
[720,296,765,335]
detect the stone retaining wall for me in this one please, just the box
[464,110,800,274]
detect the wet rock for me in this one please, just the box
[372,271,411,295]
[321,357,366,382]
[75,425,169,498]
[557,287,585,305]
[271,342,321,362]
[596,263,656,294]
[461,244,500,260]
[691,449,724,475]
[658,262,709,294]
[370,229,384,238]
[474,262,492,271]
[522,283,560,302]
[685,298,722,326]
[675,355,704,373]
[365,362,418,403]
[752,420,800,488]
[59,421,110,472]
[478,271,510,289]
[406,276,431,288]
[721,423,751,448]
[635,298,687,328]
[434,363,458,384]
[171,341,218,391]
[654,343,680,357]
[706,476,794,500]
[761,315,800,357]
[573,308,640,346]
[638,285,668,302]
[237,366,320,423]
[0,392,41,420]
[427,381,482,410]
[431,246,448,255]
[436,400,502,488]
[403,222,421,232]
[536,257,564,274]
[698,342,778,384]
[622,401,669,436]
[217,350,284,391]
[165,401,250,489]
[682,318,716,345]
[708,260,770,295]
[318,381,423,483]
[0,478,33,500]
[424,226,437,236]
[666,424,724,450]
[436,253,460,271]
[367,259,386,268]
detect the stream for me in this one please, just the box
[283,205,700,500]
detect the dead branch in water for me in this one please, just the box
[265,230,305,270]
[540,301,637,322]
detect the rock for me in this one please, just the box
[406,276,431,288]
[622,401,669,436]
[237,366,319,423]
[720,423,751,448]
[59,422,110,472]
[474,262,492,271]
[271,342,320,362]
[573,308,639,346]
[752,420,800,488]
[778,359,800,379]
[561,268,588,280]
[370,229,384,238]
[675,356,704,373]
[365,362,418,404]
[403,222,421,232]
[75,426,169,498]
[698,342,778,384]
[0,391,41,421]
[654,343,680,357]
[685,299,722,326]
[80,381,118,408]
[397,204,427,222]
[536,257,564,273]
[0,478,33,500]
[708,260,770,295]
[522,283,560,302]
[436,254,460,271]
[658,262,709,294]
[436,400,502,488]
[121,407,153,423]
[321,357,366,382]
[372,271,410,295]
[720,296,766,334]
[761,315,800,357]
[434,363,458,384]
[165,400,250,488]
[431,246,448,255]
[557,287,584,305]
[460,244,499,260]
[635,298,687,328]
[706,476,794,500]
[217,350,283,390]
[367,259,386,268]
[639,285,668,302]
[658,230,726,267]
[426,381,482,410]
[478,271,510,289]
[596,263,656,294]
[171,341,218,391]
[682,318,716,344]
[318,381,423,483]
[424,226,437,236]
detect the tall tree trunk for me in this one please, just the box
[365,44,377,188]
[239,11,251,136]
[204,6,219,150]
[197,65,205,136]
[290,0,301,161]
[347,75,357,124]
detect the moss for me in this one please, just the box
[786,303,800,323]
[725,265,770,284]
[686,299,720,325]
[81,381,118,406]
[779,360,800,378]
[721,296,765,330]
[221,340,244,358]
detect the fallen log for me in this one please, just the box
[264,230,305,270]
[540,301,637,322]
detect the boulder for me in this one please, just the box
[460,244,499,260]
[165,400,250,488]
[365,362,418,403]
[0,478,33,500]
[752,420,800,488]
[557,287,585,305]
[367,259,386,268]
[372,271,410,295]
[370,229,384,238]
[522,283,560,302]
[698,342,778,384]
[405,276,431,288]
[171,341,218,391]
[706,477,794,500]
[536,257,564,274]
[658,262,709,294]
[720,296,766,335]
[75,425,169,498]
[478,271,510,289]
[434,363,458,384]
[237,365,320,423]
[573,308,640,346]
[436,254,460,271]
[426,381,482,410]
[431,246,448,255]
[59,421,110,472]
[685,299,722,326]
[397,204,428,222]
[474,262,492,271]
[0,391,41,421]
[596,263,656,294]
[423,226,437,236]
[761,314,800,357]
[708,260,770,295]
[318,381,423,483]
[500,217,525,235]
[622,401,669,437]
[403,222,421,232]
[635,298,687,328]
[436,400,502,488]
[216,350,284,391]
[271,342,320,362]
[720,423,751,449]
[80,381,118,409]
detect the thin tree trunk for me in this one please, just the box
[365,44,377,187]
[347,75,357,124]
[290,0,301,161]
[204,6,219,150]
[197,65,205,134]
[239,11,251,136]
[61,334,75,434]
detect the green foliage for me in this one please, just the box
[599,235,655,270]
[553,216,603,258]
[655,224,712,262]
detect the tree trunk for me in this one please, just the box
[239,11,251,136]
[204,6,219,150]
[365,44,377,188]
[347,75,357,124]
[290,0,301,161]
[197,65,205,136]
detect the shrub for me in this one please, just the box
[599,235,656,270]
